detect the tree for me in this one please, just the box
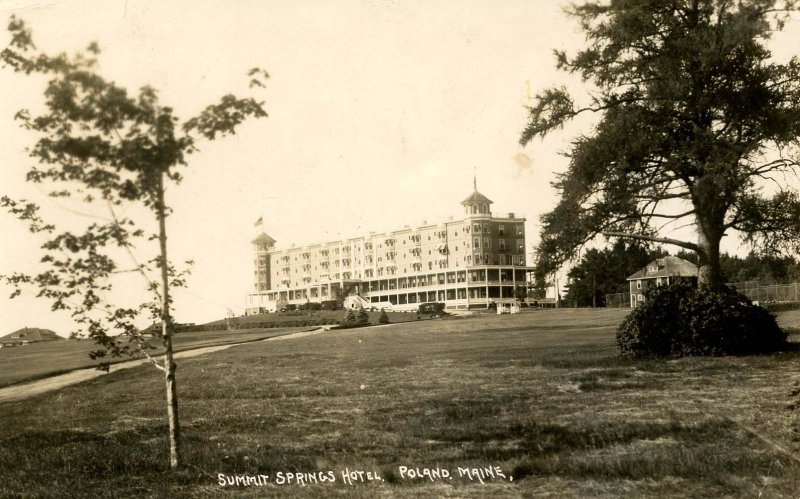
[565,241,666,307]
[521,0,800,288]
[513,284,528,302]
[0,17,268,470]
[225,308,239,332]
[333,284,355,309]
[675,248,800,283]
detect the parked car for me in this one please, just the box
[418,302,446,317]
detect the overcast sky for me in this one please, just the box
[0,0,798,336]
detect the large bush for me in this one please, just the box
[617,281,787,357]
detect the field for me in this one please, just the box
[1,309,800,497]
[0,310,421,388]
[0,327,310,388]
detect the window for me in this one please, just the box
[517,225,524,235]
[636,280,642,289]
[474,237,480,249]
[484,225,490,234]
[498,224,505,236]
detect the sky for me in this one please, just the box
[0,0,798,336]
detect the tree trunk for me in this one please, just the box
[696,223,723,289]
[157,172,181,470]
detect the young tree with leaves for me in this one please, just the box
[522,0,800,288]
[0,17,269,470]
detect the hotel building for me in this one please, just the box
[245,185,534,314]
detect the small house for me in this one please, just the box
[0,327,63,347]
[626,256,698,307]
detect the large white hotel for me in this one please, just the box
[245,184,534,314]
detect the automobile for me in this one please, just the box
[417,302,446,316]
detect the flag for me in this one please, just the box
[254,216,263,227]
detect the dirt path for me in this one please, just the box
[0,327,328,404]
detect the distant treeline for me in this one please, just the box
[563,242,800,308]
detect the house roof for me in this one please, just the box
[460,189,493,206]
[627,256,698,281]
[0,327,62,343]
[251,232,276,245]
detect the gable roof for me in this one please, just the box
[460,189,493,206]
[0,327,62,343]
[627,256,698,281]
[251,232,276,245]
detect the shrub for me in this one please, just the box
[298,302,322,311]
[378,309,390,324]
[339,308,370,328]
[320,300,340,311]
[617,281,787,358]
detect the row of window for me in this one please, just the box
[261,241,527,270]
[260,223,525,264]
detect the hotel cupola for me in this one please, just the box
[461,179,493,217]
[251,232,276,252]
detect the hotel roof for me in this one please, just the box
[251,232,276,245]
[460,189,493,206]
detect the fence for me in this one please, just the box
[605,281,800,308]
[605,292,631,308]
[729,281,800,304]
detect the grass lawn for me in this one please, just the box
[0,310,427,389]
[0,327,313,388]
[1,308,799,497]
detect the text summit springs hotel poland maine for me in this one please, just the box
[245,180,535,314]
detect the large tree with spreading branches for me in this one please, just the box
[521,0,800,287]
[0,17,269,469]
